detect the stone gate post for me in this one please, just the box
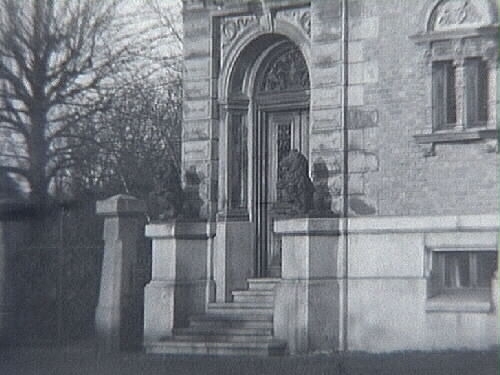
[273,217,344,354]
[95,194,146,352]
[143,221,215,347]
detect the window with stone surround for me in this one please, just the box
[411,0,498,155]
[426,247,497,312]
[432,57,489,131]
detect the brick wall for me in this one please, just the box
[346,0,498,216]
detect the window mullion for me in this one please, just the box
[432,63,445,130]
[470,253,478,288]
[454,61,466,131]
[486,60,496,128]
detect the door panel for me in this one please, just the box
[255,109,309,277]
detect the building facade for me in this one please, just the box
[143,0,499,355]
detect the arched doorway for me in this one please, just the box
[222,35,311,279]
[253,42,310,277]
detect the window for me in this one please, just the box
[433,61,456,129]
[432,58,488,130]
[427,249,497,312]
[411,0,497,154]
[465,58,488,127]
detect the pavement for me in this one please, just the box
[0,340,497,375]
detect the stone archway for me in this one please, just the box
[220,36,311,278]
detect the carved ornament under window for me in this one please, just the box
[259,46,310,93]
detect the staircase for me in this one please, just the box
[145,278,287,356]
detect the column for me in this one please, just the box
[95,194,146,352]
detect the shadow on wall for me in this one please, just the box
[181,166,204,219]
[349,197,376,216]
[312,158,376,216]
[312,158,334,215]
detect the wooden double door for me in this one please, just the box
[255,108,309,277]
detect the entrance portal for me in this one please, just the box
[255,109,309,277]
[253,44,310,277]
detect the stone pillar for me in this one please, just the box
[95,194,146,352]
[273,218,343,354]
[143,221,215,344]
[214,216,254,302]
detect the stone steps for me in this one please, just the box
[246,278,281,290]
[172,333,277,343]
[232,290,274,304]
[207,302,273,315]
[145,278,284,356]
[146,339,287,356]
[173,326,273,337]
[189,314,273,329]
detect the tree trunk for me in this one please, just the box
[28,106,50,212]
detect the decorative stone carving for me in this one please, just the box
[421,143,436,157]
[276,150,314,215]
[275,8,311,36]
[259,45,310,92]
[220,7,311,51]
[485,139,498,153]
[183,0,221,10]
[430,0,486,31]
[221,15,259,47]
[422,48,433,65]
[148,162,184,221]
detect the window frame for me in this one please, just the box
[410,21,497,156]
[425,247,497,313]
[432,59,457,130]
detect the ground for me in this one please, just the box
[0,341,497,375]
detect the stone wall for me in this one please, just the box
[345,0,498,216]
[346,214,498,352]
[183,3,218,219]
[310,0,344,214]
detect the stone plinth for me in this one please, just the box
[95,194,146,352]
[143,221,215,344]
[273,218,343,354]
[214,216,254,302]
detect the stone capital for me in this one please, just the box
[96,194,146,217]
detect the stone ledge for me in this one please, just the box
[410,25,499,44]
[276,215,498,235]
[414,129,496,144]
[425,291,492,314]
[146,221,216,239]
[274,217,340,235]
[347,214,498,234]
[145,279,209,287]
[96,194,146,216]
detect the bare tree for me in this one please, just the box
[0,0,178,207]
[70,80,182,192]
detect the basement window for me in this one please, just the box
[426,249,497,313]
